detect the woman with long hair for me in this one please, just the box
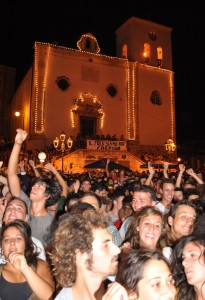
[123,206,165,251]
[171,235,205,300]
[0,219,55,300]
[109,249,176,300]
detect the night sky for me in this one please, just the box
[1,1,204,155]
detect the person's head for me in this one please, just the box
[184,188,200,201]
[160,178,175,204]
[131,185,156,212]
[80,177,92,193]
[116,249,176,300]
[167,199,196,240]
[110,190,125,212]
[80,192,102,211]
[183,180,196,191]
[30,177,62,207]
[66,193,80,210]
[92,183,109,199]
[3,197,28,225]
[0,219,38,266]
[139,174,148,185]
[171,235,205,300]
[50,212,120,287]
[173,187,184,203]
[126,206,165,250]
[67,201,96,215]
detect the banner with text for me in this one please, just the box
[87,140,127,151]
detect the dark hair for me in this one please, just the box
[0,219,39,267]
[160,178,175,189]
[67,202,96,214]
[169,199,196,219]
[80,192,102,208]
[132,184,156,202]
[184,188,200,200]
[171,235,205,300]
[32,177,62,207]
[4,196,28,215]
[116,249,172,297]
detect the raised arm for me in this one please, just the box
[44,163,68,198]
[29,159,41,178]
[105,158,110,177]
[7,129,28,197]
[186,168,204,185]
[0,174,9,196]
[175,163,185,188]
[163,162,169,179]
[144,161,155,186]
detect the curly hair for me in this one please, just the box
[32,177,62,207]
[171,235,205,300]
[116,249,172,297]
[125,206,165,251]
[0,219,39,267]
[50,212,110,287]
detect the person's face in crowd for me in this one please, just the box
[137,215,163,250]
[132,191,155,212]
[182,242,205,289]
[90,228,120,277]
[3,199,28,224]
[136,259,176,300]
[168,205,196,239]
[140,177,147,185]
[81,180,91,192]
[114,196,124,211]
[173,190,184,202]
[47,202,58,216]
[183,181,195,191]
[1,226,25,260]
[30,181,48,202]
[81,195,100,211]
[95,188,108,198]
[160,183,175,203]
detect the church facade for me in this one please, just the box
[10,17,176,171]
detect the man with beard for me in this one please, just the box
[51,212,121,299]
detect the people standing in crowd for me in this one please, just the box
[0,196,46,261]
[175,164,205,198]
[119,185,156,241]
[155,178,175,215]
[171,235,205,300]
[115,249,176,300]
[160,199,197,261]
[80,191,122,246]
[173,187,184,203]
[7,129,62,247]
[123,206,165,252]
[0,219,55,300]
[107,189,125,224]
[50,212,120,299]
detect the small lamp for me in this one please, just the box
[38,152,47,163]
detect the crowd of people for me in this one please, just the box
[0,128,205,299]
